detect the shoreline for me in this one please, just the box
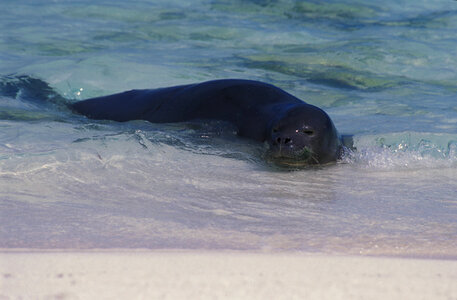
[2,247,457,260]
[1,250,456,299]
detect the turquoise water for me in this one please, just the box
[0,0,456,257]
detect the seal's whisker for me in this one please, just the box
[310,154,320,164]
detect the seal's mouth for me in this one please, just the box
[265,146,322,167]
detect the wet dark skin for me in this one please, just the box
[71,79,343,166]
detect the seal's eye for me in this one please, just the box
[296,129,315,136]
[272,127,279,133]
[303,130,314,136]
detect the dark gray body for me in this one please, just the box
[71,79,342,165]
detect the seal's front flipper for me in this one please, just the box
[341,134,356,150]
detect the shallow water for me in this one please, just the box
[0,0,456,257]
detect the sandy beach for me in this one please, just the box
[1,251,456,300]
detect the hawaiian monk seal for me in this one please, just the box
[71,79,343,166]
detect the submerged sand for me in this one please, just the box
[1,251,456,299]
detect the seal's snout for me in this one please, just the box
[269,126,314,161]
[274,136,292,146]
[271,123,314,144]
[272,127,315,146]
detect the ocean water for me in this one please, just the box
[0,0,456,258]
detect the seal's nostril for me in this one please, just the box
[274,137,292,145]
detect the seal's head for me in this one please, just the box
[266,104,341,166]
